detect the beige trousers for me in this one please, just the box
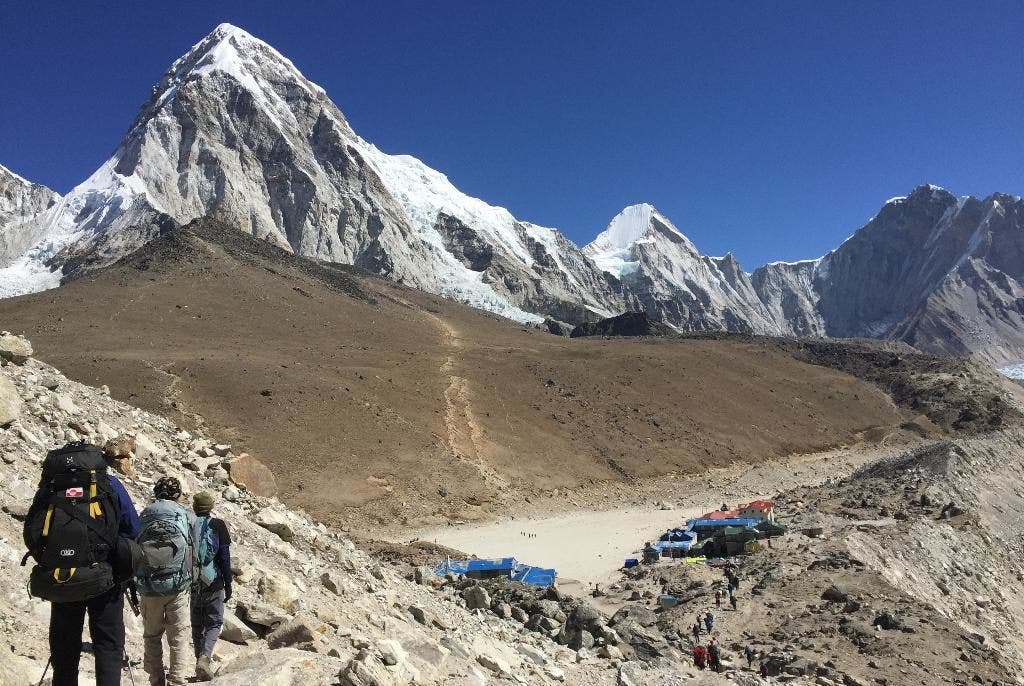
[140,590,191,686]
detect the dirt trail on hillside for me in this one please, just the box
[427,310,509,492]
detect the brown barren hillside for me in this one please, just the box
[0,220,948,528]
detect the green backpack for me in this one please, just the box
[194,516,218,587]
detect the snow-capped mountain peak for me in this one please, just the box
[584,203,695,279]
[4,24,1024,363]
[0,23,625,325]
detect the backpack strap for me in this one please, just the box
[88,469,103,518]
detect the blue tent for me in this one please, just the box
[435,557,557,588]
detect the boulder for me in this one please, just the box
[187,456,220,473]
[822,585,849,603]
[545,665,566,682]
[610,605,658,628]
[221,611,259,644]
[618,662,645,686]
[572,604,603,632]
[402,637,449,678]
[464,584,491,610]
[235,600,291,630]
[540,617,562,632]
[413,566,433,586]
[0,332,33,364]
[103,436,136,458]
[477,651,512,676]
[228,452,278,497]
[376,639,405,667]
[255,508,296,542]
[321,570,346,596]
[216,649,325,686]
[569,630,595,651]
[266,614,325,649]
[517,644,548,665]
[55,393,80,415]
[340,650,394,686]
[258,572,300,611]
[134,433,164,461]
[532,599,562,619]
[873,612,902,630]
[0,375,24,427]
[570,312,674,338]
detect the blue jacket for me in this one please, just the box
[110,475,141,539]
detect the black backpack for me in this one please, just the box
[22,443,121,602]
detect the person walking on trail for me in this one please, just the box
[708,641,722,672]
[137,477,195,686]
[693,644,707,669]
[692,621,701,642]
[760,659,769,677]
[730,593,738,611]
[190,492,232,681]
[715,589,722,608]
[744,644,755,668]
[23,442,141,686]
[704,610,714,633]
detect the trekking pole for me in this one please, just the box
[124,649,137,686]
[36,657,51,686]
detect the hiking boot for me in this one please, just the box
[195,655,214,681]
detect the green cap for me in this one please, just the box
[193,491,215,514]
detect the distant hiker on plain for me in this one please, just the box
[137,477,195,686]
[190,491,232,681]
[704,610,714,632]
[22,441,141,686]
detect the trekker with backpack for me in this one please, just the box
[137,477,195,686]
[22,441,141,686]
[190,491,232,681]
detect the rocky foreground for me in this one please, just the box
[1,329,1019,686]
[0,336,713,685]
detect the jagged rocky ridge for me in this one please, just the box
[1,25,1023,365]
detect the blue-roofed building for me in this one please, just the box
[688,517,760,539]
[654,528,697,557]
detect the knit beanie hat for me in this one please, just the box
[193,491,215,515]
[154,476,182,500]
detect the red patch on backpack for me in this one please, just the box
[65,487,84,498]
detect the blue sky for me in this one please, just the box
[1,1,1021,267]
